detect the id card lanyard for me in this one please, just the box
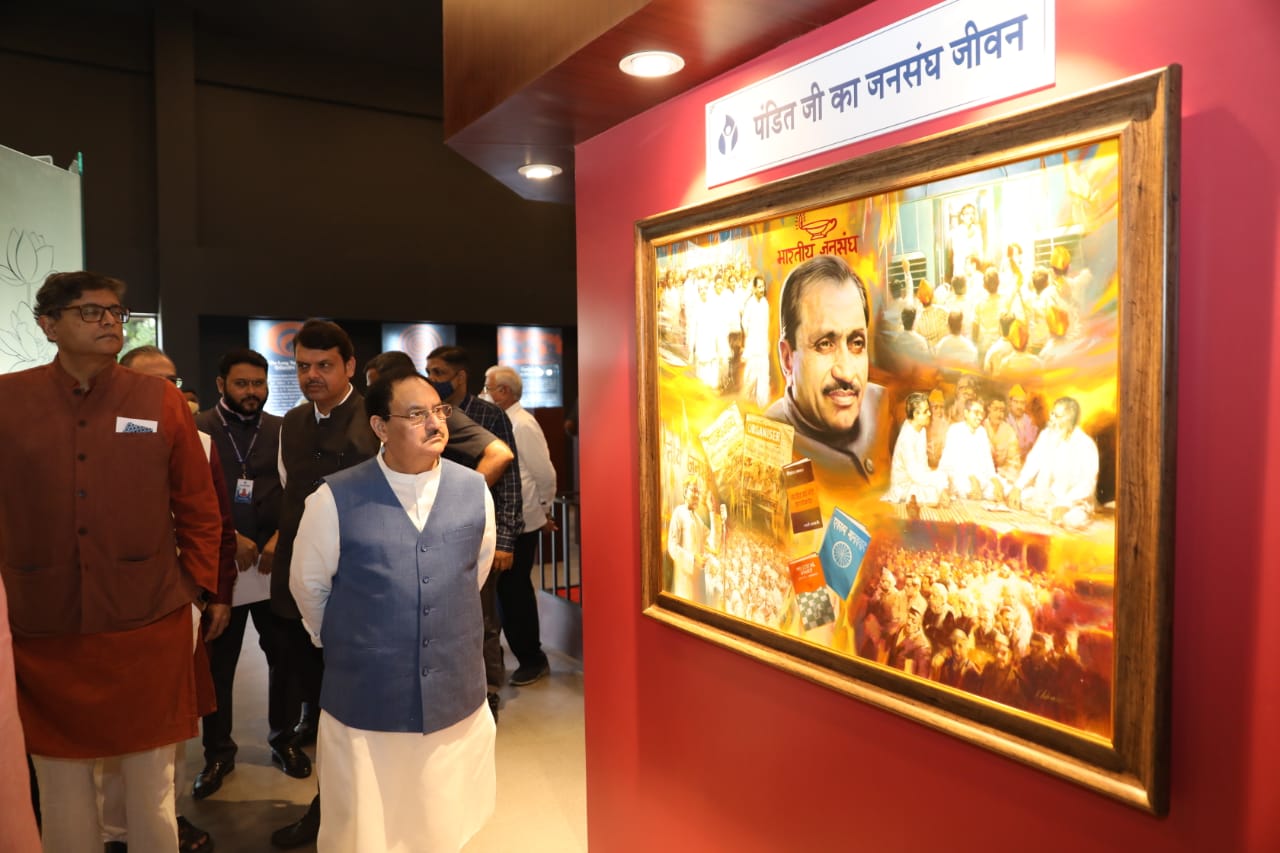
[216,407,262,504]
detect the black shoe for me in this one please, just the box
[177,815,214,852]
[269,741,312,779]
[292,705,318,746]
[271,795,320,849]
[510,661,550,686]
[191,758,235,800]
[487,692,500,722]
[291,720,317,747]
[103,843,127,853]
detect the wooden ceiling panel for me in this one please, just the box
[445,0,871,202]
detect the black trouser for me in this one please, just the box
[497,531,548,669]
[202,599,285,762]
[480,567,504,690]
[273,613,324,742]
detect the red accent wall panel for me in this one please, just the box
[576,0,1280,850]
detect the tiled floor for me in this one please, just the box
[176,621,586,851]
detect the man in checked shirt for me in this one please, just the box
[427,346,524,713]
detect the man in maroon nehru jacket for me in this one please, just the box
[0,271,221,852]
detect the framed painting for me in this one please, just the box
[637,67,1179,812]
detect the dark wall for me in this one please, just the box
[0,49,158,307]
[190,82,575,324]
[0,4,577,387]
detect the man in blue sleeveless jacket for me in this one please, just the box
[289,371,496,851]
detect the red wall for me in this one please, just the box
[576,1,1280,850]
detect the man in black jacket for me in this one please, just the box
[192,347,288,799]
[271,320,381,848]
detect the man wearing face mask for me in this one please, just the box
[193,348,286,800]
[426,347,523,703]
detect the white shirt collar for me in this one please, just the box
[313,383,355,422]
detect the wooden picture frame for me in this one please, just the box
[637,66,1179,813]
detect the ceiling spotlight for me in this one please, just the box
[619,50,685,78]
[518,163,562,180]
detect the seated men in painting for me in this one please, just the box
[984,396,1022,481]
[982,313,1018,375]
[978,634,1027,707]
[858,569,906,662]
[973,267,1005,357]
[765,254,885,481]
[938,398,1006,502]
[920,582,956,651]
[896,305,933,366]
[886,597,932,677]
[1019,632,1063,720]
[883,392,950,506]
[934,310,980,376]
[1005,384,1039,460]
[925,389,949,468]
[932,629,981,692]
[1007,396,1100,530]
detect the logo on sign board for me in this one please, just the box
[717,116,739,155]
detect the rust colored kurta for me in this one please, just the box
[0,359,221,758]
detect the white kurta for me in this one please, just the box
[666,504,705,600]
[939,422,1001,499]
[883,423,948,504]
[290,452,498,853]
[506,401,557,533]
[1015,426,1100,526]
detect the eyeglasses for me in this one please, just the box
[165,375,184,388]
[59,303,130,323]
[386,403,452,425]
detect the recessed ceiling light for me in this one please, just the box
[619,50,685,78]
[518,163,562,180]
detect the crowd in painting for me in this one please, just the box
[851,543,1111,731]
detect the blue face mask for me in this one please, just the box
[430,378,455,402]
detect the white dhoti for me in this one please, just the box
[316,704,496,853]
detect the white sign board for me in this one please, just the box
[705,0,1055,187]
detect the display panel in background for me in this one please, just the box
[381,323,456,371]
[497,325,563,408]
[0,145,83,374]
[249,319,304,416]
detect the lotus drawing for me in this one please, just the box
[1,229,56,303]
[0,302,54,372]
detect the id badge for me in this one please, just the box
[235,478,254,504]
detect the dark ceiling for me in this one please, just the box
[22,1,869,203]
[191,0,445,83]
[443,0,871,203]
[189,0,869,205]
